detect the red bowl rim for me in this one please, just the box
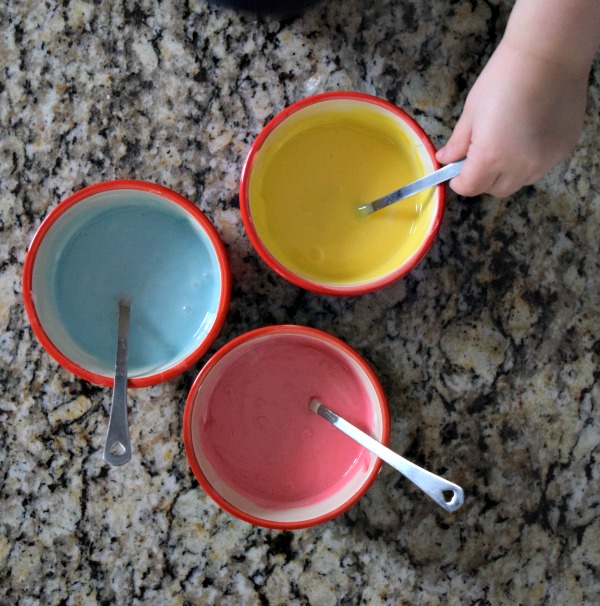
[22,179,231,388]
[239,91,446,296]
[183,324,390,529]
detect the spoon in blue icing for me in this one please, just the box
[103,298,132,466]
[309,398,464,512]
[357,158,466,216]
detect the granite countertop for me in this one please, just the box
[1,0,599,604]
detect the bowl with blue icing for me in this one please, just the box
[23,180,230,387]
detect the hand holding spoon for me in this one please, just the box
[103,298,132,466]
[309,398,464,512]
[357,159,466,216]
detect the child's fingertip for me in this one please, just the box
[436,146,446,161]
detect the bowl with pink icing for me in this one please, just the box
[183,325,389,529]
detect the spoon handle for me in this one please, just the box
[310,399,464,512]
[103,299,132,466]
[359,158,466,215]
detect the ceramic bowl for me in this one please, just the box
[240,91,445,295]
[23,180,230,387]
[183,325,389,529]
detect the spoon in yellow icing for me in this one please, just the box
[358,159,465,216]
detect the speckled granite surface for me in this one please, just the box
[1,0,599,604]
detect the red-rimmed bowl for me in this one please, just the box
[23,180,230,388]
[240,91,445,296]
[183,325,389,529]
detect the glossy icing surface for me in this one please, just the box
[44,203,221,376]
[194,335,374,510]
[248,101,433,285]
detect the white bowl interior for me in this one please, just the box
[190,331,385,525]
[269,99,437,175]
[31,189,223,379]
[248,98,441,289]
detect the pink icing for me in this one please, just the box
[196,336,375,509]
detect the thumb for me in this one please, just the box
[437,112,472,164]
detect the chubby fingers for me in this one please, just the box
[434,114,503,197]
[451,161,523,198]
[437,122,534,198]
[436,111,471,167]
[446,157,500,197]
[445,155,537,198]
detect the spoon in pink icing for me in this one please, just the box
[309,398,464,512]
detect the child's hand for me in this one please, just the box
[437,39,590,198]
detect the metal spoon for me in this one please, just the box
[309,398,464,512]
[357,158,466,216]
[103,298,132,466]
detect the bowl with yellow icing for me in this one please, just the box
[240,92,445,295]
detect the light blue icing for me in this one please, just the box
[48,200,221,377]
